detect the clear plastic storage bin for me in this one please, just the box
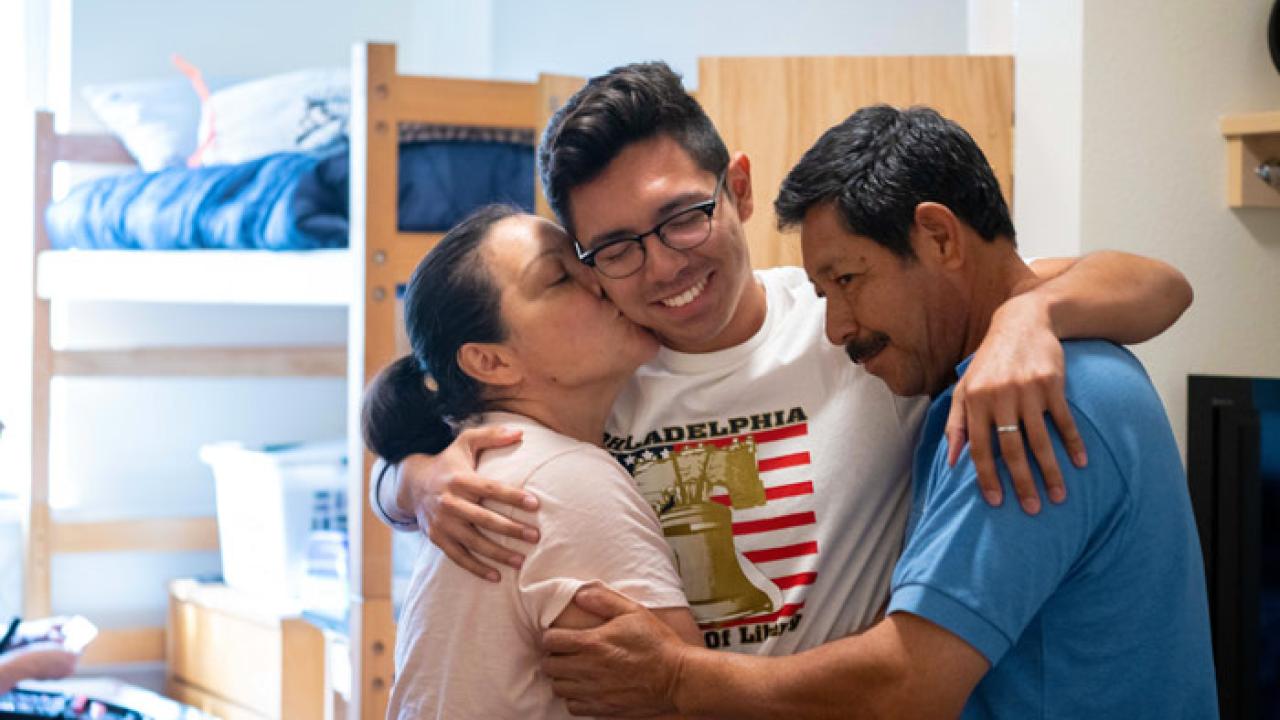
[199,440,347,601]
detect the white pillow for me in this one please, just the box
[81,79,209,171]
[195,69,350,166]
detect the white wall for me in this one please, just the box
[1015,0,1280,451]
[488,0,969,85]
[64,0,420,128]
[968,0,1014,55]
[1012,0,1084,259]
[402,0,493,78]
[1077,0,1280,451]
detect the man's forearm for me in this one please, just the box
[1025,251,1192,344]
[673,646,862,720]
[670,619,966,720]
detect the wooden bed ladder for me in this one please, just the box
[23,111,204,666]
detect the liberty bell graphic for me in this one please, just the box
[635,438,774,623]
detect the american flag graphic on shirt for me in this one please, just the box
[604,406,817,649]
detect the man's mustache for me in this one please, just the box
[845,333,890,364]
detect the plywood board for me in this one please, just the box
[698,56,1014,269]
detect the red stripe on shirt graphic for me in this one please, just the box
[610,410,818,630]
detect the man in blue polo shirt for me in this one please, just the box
[540,105,1217,719]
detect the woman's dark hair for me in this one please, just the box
[361,204,520,465]
[775,105,1015,259]
[538,61,729,237]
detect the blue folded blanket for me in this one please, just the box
[46,141,535,250]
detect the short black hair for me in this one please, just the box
[775,105,1015,258]
[538,61,729,236]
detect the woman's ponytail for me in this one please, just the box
[361,354,455,464]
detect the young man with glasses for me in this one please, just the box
[372,62,1193,657]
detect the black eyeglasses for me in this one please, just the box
[574,171,727,279]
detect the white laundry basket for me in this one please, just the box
[200,440,347,601]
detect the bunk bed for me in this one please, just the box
[27,42,582,719]
[26,43,1014,719]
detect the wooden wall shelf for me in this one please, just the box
[1221,111,1280,208]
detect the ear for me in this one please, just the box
[726,151,754,222]
[457,342,523,389]
[912,202,965,269]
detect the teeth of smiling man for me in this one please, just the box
[659,277,708,308]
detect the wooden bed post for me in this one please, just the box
[347,42,398,720]
[25,111,55,620]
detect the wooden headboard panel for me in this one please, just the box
[698,56,1014,269]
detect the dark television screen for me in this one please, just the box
[1188,375,1280,719]
[1260,400,1280,717]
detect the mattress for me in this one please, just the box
[45,139,535,251]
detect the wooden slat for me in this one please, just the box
[349,42,398,720]
[24,503,51,617]
[1227,136,1245,207]
[281,617,327,720]
[698,55,1014,270]
[347,598,394,720]
[54,133,134,165]
[391,75,539,129]
[81,626,165,666]
[390,231,441,248]
[51,517,218,554]
[1220,110,1280,137]
[351,42,399,600]
[382,232,443,287]
[52,346,346,377]
[166,679,270,720]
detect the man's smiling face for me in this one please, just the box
[567,134,755,353]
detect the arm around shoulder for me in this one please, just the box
[366,424,539,581]
[1026,251,1192,345]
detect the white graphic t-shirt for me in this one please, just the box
[606,266,927,656]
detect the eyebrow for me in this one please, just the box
[519,249,564,281]
[585,189,713,248]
